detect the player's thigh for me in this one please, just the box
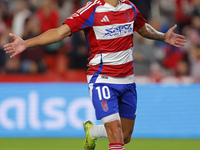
[119,83,137,119]
[89,83,119,120]
[119,83,137,143]
[121,117,135,143]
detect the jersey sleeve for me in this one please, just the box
[133,5,146,31]
[63,1,96,35]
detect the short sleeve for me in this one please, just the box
[63,2,96,35]
[133,7,146,31]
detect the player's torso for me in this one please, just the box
[86,1,136,78]
[87,1,136,54]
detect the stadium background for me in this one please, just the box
[0,0,200,150]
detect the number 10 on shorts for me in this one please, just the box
[96,86,111,100]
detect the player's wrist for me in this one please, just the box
[24,40,28,49]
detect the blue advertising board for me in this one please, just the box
[0,83,199,138]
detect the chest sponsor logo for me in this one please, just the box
[102,24,133,37]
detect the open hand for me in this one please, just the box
[164,24,187,47]
[3,33,27,58]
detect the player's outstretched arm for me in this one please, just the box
[4,24,71,58]
[137,23,186,47]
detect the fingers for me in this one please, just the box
[171,33,187,48]
[177,38,187,43]
[9,33,17,40]
[5,49,16,53]
[174,36,186,47]
[4,44,15,55]
[175,34,187,42]
[176,34,186,40]
[3,33,16,51]
[10,53,18,58]
[173,40,186,47]
[170,24,177,31]
[4,49,18,58]
[3,43,16,58]
[174,43,181,48]
[3,43,12,51]
[174,41,186,47]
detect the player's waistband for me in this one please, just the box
[87,74,135,84]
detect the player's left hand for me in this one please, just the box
[164,24,187,47]
[3,33,27,58]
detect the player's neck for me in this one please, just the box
[104,0,119,7]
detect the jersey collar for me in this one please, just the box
[100,0,122,6]
[100,0,106,5]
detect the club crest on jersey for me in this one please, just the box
[101,100,109,112]
[102,24,133,37]
[124,10,131,22]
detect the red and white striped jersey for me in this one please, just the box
[63,0,146,84]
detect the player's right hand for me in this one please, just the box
[3,33,27,58]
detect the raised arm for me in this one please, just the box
[4,24,71,58]
[137,23,186,47]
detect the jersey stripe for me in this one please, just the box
[89,48,133,66]
[88,61,134,77]
[87,74,135,84]
[95,3,132,12]
[79,0,101,15]
[77,1,93,14]
[94,8,135,26]
[97,35,133,53]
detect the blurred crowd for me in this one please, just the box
[0,0,200,82]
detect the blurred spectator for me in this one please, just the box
[20,16,46,73]
[175,0,194,33]
[193,0,200,16]
[176,59,190,76]
[162,45,184,73]
[59,0,74,23]
[183,5,200,82]
[190,44,200,82]
[35,0,63,72]
[68,31,88,69]
[5,57,21,73]
[158,0,176,25]
[80,0,90,7]
[130,0,151,20]
[0,48,5,73]
[12,0,31,37]
[0,2,9,74]
[133,33,157,75]
[36,0,59,33]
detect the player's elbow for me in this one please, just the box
[57,24,72,39]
